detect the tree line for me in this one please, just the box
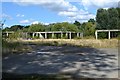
[2,7,120,39]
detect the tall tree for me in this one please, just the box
[28,23,45,32]
[74,21,81,26]
[96,8,109,29]
[47,22,79,32]
[116,8,120,29]
[107,8,119,29]
[9,25,24,31]
[81,22,95,36]
[88,18,96,24]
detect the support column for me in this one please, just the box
[108,31,110,39]
[61,32,63,39]
[69,32,71,39]
[36,33,38,37]
[32,33,35,38]
[66,33,68,39]
[77,33,79,38]
[6,33,8,37]
[95,31,97,39]
[39,33,41,38]
[52,32,54,38]
[45,33,47,39]
[26,32,28,39]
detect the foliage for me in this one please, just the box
[96,8,120,39]
[28,23,45,32]
[10,25,24,31]
[96,8,109,29]
[74,21,81,26]
[46,22,79,32]
[96,8,119,29]
[107,8,119,29]
[81,22,96,37]
[88,18,95,24]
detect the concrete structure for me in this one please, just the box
[2,31,14,37]
[28,31,83,39]
[2,31,83,39]
[95,30,120,39]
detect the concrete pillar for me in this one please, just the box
[61,32,63,38]
[45,33,47,39]
[108,31,110,39]
[32,33,35,38]
[69,32,71,39]
[6,33,8,37]
[80,33,83,38]
[52,32,54,38]
[66,33,68,39]
[39,33,41,38]
[95,31,97,39]
[77,33,79,37]
[26,33,27,39]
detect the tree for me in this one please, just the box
[28,23,45,32]
[9,25,24,31]
[96,8,108,30]
[116,8,120,19]
[88,18,95,24]
[2,27,11,32]
[96,8,119,30]
[22,25,30,32]
[74,21,81,26]
[107,8,119,29]
[46,22,79,32]
[116,8,120,29]
[81,22,96,36]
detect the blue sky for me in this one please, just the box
[1,0,119,28]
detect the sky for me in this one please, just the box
[1,0,120,28]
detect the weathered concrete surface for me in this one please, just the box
[2,45,119,78]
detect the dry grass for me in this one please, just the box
[19,39,118,48]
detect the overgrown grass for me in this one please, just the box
[2,38,118,56]
[2,39,32,56]
[20,39,118,48]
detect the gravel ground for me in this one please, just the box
[2,45,119,78]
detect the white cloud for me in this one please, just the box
[58,11,77,17]
[31,21,50,25]
[41,22,50,25]
[16,14,24,17]
[13,0,78,12]
[20,19,30,24]
[81,0,119,10]
[31,21,39,24]
[12,0,107,22]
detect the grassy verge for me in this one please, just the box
[2,39,32,56]
[19,39,118,48]
[2,39,118,56]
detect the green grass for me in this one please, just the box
[20,39,118,48]
[2,39,32,56]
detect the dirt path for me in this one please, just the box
[2,45,119,78]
